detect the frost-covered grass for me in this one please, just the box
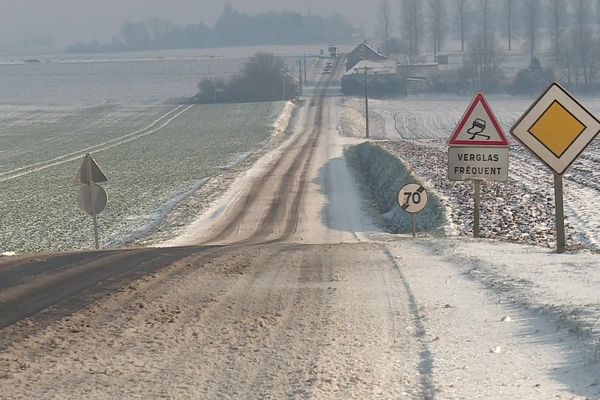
[0,104,173,171]
[343,96,600,251]
[343,96,600,359]
[345,142,447,235]
[0,101,285,253]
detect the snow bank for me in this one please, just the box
[425,238,600,359]
[108,178,210,248]
[339,98,387,139]
[339,103,365,138]
[271,101,295,139]
[345,142,447,235]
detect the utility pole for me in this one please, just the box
[357,66,374,139]
[304,54,308,83]
[364,67,369,139]
[298,59,303,96]
[280,67,287,101]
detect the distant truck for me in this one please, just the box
[328,44,339,58]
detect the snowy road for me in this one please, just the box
[0,61,599,399]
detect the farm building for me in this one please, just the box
[341,59,405,96]
[345,41,389,71]
[342,42,442,95]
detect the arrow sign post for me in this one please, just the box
[77,154,108,249]
[510,82,600,253]
[448,92,510,238]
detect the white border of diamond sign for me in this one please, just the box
[510,82,600,175]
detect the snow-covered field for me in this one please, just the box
[342,95,600,251]
[0,44,326,254]
[341,95,600,382]
[0,101,288,254]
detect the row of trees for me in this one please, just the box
[377,0,600,92]
[67,6,355,53]
[192,52,298,104]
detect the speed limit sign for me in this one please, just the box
[398,183,429,214]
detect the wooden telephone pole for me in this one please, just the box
[356,66,374,138]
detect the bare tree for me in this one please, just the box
[481,0,490,85]
[525,0,539,62]
[558,42,576,86]
[506,0,513,51]
[482,0,489,50]
[574,0,599,90]
[401,0,422,64]
[456,0,502,92]
[429,0,443,61]
[549,0,563,63]
[462,33,503,92]
[596,0,600,33]
[458,0,467,51]
[377,0,393,57]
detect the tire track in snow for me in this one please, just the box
[0,105,193,183]
[0,105,182,177]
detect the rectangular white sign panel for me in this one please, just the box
[448,147,509,181]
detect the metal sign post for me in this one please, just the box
[511,82,600,253]
[473,180,481,238]
[86,160,99,249]
[77,154,108,250]
[554,174,566,253]
[448,92,510,238]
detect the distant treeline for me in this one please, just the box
[66,6,355,53]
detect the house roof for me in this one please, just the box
[345,41,389,71]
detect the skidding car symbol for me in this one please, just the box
[467,118,490,140]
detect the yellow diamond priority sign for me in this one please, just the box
[511,83,600,175]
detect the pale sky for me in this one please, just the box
[0,0,372,48]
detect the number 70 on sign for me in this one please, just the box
[398,183,429,214]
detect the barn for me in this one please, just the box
[345,41,389,71]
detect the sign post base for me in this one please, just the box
[474,180,481,238]
[554,173,566,254]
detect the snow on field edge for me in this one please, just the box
[157,101,297,247]
[272,101,294,139]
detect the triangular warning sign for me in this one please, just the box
[448,93,509,147]
[79,153,108,184]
